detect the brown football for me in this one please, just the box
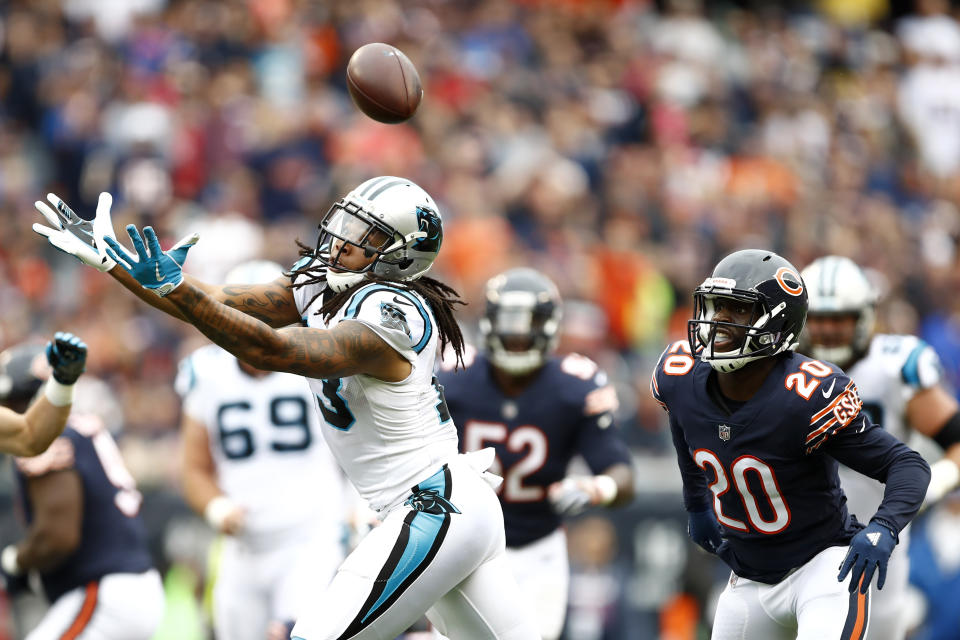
[346,43,423,124]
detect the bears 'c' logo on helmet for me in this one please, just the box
[414,207,443,253]
[775,267,804,296]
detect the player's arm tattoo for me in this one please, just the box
[216,277,301,328]
[166,281,392,379]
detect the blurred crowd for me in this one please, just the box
[4,0,960,637]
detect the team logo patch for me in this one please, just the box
[719,424,731,441]
[404,488,460,515]
[379,302,412,338]
[774,267,804,296]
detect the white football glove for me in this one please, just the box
[548,475,618,516]
[33,192,128,272]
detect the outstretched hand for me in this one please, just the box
[32,192,122,272]
[104,225,198,297]
[46,332,87,385]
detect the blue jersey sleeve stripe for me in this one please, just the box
[901,341,928,387]
[345,284,433,353]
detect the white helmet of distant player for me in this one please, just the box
[315,177,443,292]
[800,256,876,367]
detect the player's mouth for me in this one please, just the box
[713,328,737,350]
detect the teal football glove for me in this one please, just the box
[46,332,87,385]
[104,225,198,297]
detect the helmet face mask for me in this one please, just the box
[688,250,807,373]
[481,269,562,376]
[315,177,443,292]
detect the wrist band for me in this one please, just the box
[594,475,618,505]
[927,459,960,504]
[2,545,21,576]
[44,378,74,407]
[204,496,235,530]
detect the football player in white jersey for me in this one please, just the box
[33,180,539,640]
[175,260,347,640]
[800,255,960,640]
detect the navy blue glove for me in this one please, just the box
[838,520,897,594]
[46,332,87,385]
[688,508,723,554]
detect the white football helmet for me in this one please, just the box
[316,176,443,292]
[800,256,876,366]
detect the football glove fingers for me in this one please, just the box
[838,520,897,594]
[45,332,87,385]
[34,194,119,272]
[104,225,193,297]
[687,508,724,554]
[549,478,593,516]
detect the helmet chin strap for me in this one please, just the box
[326,270,367,292]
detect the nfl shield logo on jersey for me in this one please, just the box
[719,424,731,441]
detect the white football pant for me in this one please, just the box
[291,452,540,639]
[862,535,908,640]
[504,528,569,640]
[213,525,344,640]
[25,569,164,640]
[712,545,872,640]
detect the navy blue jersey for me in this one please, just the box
[652,340,929,584]
[14,414,153,602]
[440,351,631,547]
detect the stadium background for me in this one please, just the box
[2,0,960,637]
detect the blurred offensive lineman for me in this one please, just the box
[32,179,539,639]
[800,255,960,640]
[439,268,634,640]
[652,249,930,639]
[0,332,86,457]
[176,260,347,640]
[0,342,164,639]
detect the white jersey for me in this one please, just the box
[293,277,459,512]
[176,345,345,538]
[839,333,945,523]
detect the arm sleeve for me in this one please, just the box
[825,415,931,535]
[576,375,631,473]
[669,411,711,512]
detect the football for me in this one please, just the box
[346,43,423,124]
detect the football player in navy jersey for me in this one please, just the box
[0,342,164,640]
[651,249,930,640]
[439,268,635,640]
[0,332,86,457]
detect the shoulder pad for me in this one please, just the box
[15,436,76,476]
[785,359,862,453]
[651,340,696,410]
[344,284,434,354]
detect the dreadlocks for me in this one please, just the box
[287,240,466,369]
